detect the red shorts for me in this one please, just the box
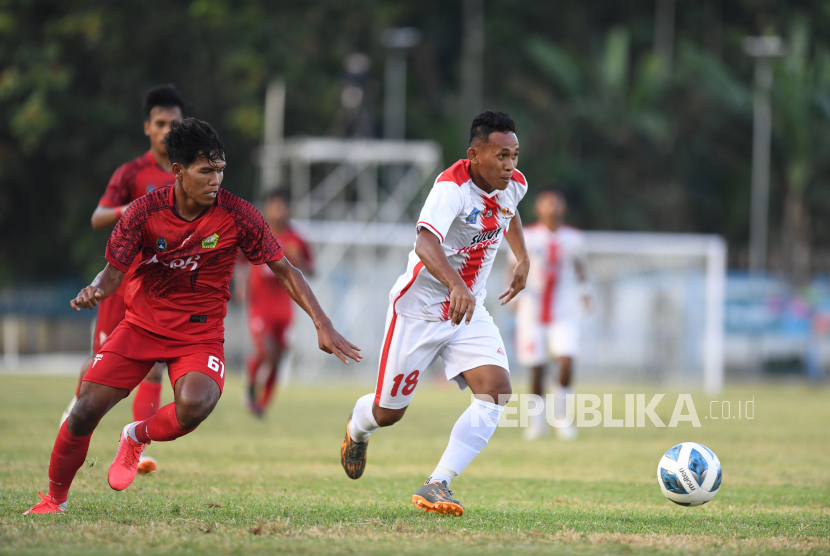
[248,312,293,352]
[93,293,127,353]
[85,321,225,393]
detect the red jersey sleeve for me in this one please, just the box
[218,191,284,265]
[105,188,169,272]
[98,163,135,208]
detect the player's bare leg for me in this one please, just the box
[109,371,220,491]
[27,381,128,514]
[553,356,577,440]
[133,363,165,474]
[524,364,550,440]
[60,355,94,426]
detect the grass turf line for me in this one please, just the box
[0,375,828,555]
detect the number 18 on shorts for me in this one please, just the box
[374,305,510,410]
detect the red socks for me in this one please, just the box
[259,367,279,408]
[47,422,92,504]
[134,403,195,443]
[132,381,162,422]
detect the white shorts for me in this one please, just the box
[374,304,510,410]
[514,318,580,366]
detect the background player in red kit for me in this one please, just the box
[235,191,314,417]
[60,85,185,475]
[24,118,361,515]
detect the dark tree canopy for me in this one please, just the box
[1,0,830,284]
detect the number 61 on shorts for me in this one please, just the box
[207,355,225,378]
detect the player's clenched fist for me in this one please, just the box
[448,282,476,326]
[71,286,105,310]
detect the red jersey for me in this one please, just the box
[246,226,313,318]
[99,150,175,207]
[106,186,283,342]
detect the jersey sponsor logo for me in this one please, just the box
[201,233,220,249]
[465,208,481,224]
[189,314,207,323]
[142,253,201,271]
[497,347,505,355]
[485,209,493,218]
[469,227,503,245]
[92,353,104,367]
[156,238,167,252]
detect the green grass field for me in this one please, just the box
[1,374,828,555]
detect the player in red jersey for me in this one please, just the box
[24,118,361,515]
[235,191,314,417]
[60,86,186,478]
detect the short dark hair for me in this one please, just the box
[469,110,516,145]
[144,84,185,120]
[537,184,566,203]
[164,118,225,167]
[263,189,290,204]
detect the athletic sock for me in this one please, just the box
[132,381,162,422]
[258,365,279,408]
[530,398,548,430]
[553,384,573,421]
[47,422,92,504]
[133,403,195,443]
[429,398,505,485]
[348,393,379,443]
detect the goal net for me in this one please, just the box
[225,222,725,394]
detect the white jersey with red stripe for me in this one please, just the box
[513,223,586,324]
[389,159,528,321]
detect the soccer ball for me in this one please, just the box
[656,442,721,507]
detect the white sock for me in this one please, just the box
[429,398,505,485]
[348,393,379,443]
[553,384,572,421]
[127,422,139,443]
[531,403,547,430]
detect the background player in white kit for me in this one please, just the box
[509,187,592,440]
[340,111,530,516]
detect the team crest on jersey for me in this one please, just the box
[201,233,220,249]
[156,238,167,252]
[501,207,514,218]
[465,208,481,224]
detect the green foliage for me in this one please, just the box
[3,1,830,283]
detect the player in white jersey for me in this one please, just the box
[340,111,530,515]
[509,187,592,440]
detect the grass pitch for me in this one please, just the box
[0,374,828,555]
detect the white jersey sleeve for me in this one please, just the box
[416,181,464,242]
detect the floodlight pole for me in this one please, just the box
[744,37,785,274]
[382,28,422,141]
[259,78,286,197]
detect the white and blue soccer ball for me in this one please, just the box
[656,442,722,507]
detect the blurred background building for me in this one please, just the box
[2,0,830,388]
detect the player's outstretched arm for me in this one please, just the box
[499,213,529,306]
[70,263,125,310]
[266,258,362,364]
[415,229,476,326]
